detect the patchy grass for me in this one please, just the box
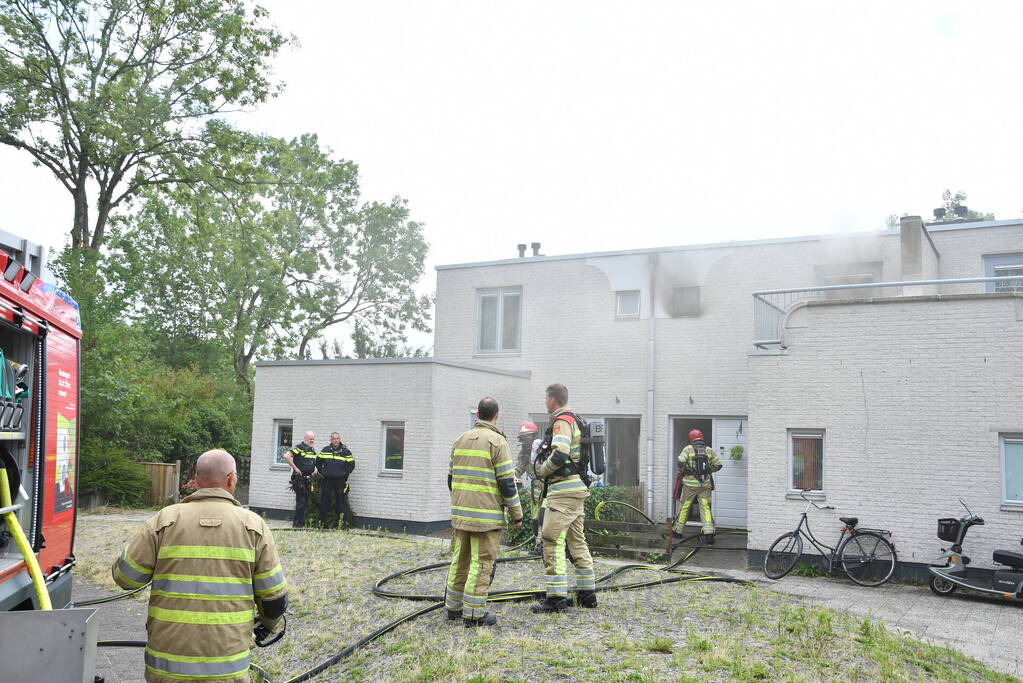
[77,513,1015,682]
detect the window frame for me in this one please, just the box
[615,290,641,319]
[984,253,1023,293]
[475,286,522,354]
[1000,433,1023,506]
[671,286,701,318]
[381,421,406,473]
[788,429,825,495]
[271,419,294,469]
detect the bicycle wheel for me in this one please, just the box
[839,531,897,587]
[763,531,803,580]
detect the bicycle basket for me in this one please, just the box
[937,518,961,542]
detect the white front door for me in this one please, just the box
[711,418,748,529]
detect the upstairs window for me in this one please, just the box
[672,286,701,317]
[985,254,1023,293]
[816,262,883,299]
[616,291,640,318]
[477,287,521,353]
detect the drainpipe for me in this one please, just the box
[645,253,658,517]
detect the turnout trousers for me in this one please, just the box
[674,485,714,535]
[445,528,502,619]
[541,496,594,599]
[318,479,348,529]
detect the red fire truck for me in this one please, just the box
[0,232,80,610]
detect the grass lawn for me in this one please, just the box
[76,513,1015,682]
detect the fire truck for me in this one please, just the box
[0,231,80,611]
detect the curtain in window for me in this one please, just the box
[792,436,823,491]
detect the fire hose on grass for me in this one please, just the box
[90,501,749,683]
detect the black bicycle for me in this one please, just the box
[763,491,897,587]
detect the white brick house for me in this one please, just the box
[250,216,1023,572]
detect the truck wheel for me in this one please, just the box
[928,574,957,596]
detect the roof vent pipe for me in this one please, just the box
[531,242,541,257]
[954,205,968,218]
[933,207,946,221]
[517,243,527,258]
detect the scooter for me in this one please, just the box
[928,498,1023,599]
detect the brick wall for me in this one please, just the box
[748,293,1023,568]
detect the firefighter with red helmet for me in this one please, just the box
[673,429,722,543]
[515,421,539,480]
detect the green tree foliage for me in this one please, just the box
[109,130,431,392]
[0,0,291,255]
[941,190,995,221]
[350,321,429,359]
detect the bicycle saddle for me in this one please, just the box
[839,517,858,527]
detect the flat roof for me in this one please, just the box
[255,357,531,378]
[436,217,1023,271]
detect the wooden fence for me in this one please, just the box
[142,461,180,506]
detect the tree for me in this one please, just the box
[0,0,290,256]
[110,131,431,392]
[941,190,995,221]
[350,321,429,359]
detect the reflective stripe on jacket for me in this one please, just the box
[112,488,288,683]
[449,420,523,531]
[678,443,722,487]
[538,408,589,500]
[317,443,355,480]
[289,442,317,475]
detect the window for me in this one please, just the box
[1002,434,1023,504]
[816,262,883,299]
[983,254,1023,293]
[477,287,521,353]
[616,291,640,318]
[272,420,293,467]
[382,422,405,471]
[671,286,701,317]
[789,430,823,493]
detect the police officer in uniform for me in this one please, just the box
[317,431,354,529]
[531,383,596,613]
[283,431,317,527]
[673,429,722,544]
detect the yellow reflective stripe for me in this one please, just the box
[152,573,249,584]
[254,565,282,581]
[114,566,148,588]
[453,448,492,461]
[145,647,249,664]
[157,546,255,562]
[452,474,499,485]
[148,606,254,625]
[453,465,495,473]
[123,551,151,576]
[465,536,480,596]
[452,482,499,494]
[150,591,252,602]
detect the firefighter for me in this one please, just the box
[283,431,317,527]
[531,383,596,613]
[317,431,354,529]
[515,421,539,481]
[673,429,722,544]
[112,450,287,683]
[446,397,523,627]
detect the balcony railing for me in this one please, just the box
[752,275,1023,348]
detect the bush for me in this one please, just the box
[79,442,150,506]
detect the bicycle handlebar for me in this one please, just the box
[799,490,834,511]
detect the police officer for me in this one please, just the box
[531,383,596,613]
[283,431,317,527]
[673,429,722,544]
[112,450,287,682]
[446,397,522,627]
[317,431,354,529]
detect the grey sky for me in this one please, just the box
[4,1,1021,346]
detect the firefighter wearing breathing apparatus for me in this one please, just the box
[531,383,597,613]
[446,397,523,627]
[673,429,722,543]
[283,431,317,528]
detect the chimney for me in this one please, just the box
[954,205,968,219]
[530,242,541,257]
[933,207,946,221]
[517,243,526,258]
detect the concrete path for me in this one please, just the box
[74,579,148,683]
[685,559,1023,679]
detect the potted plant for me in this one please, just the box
[730,445,745,461]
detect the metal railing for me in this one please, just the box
[752,275,1023,348]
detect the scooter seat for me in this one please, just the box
[993,550,1023,568]
[840,517,858,527]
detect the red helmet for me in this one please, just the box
[519,421,538,434]
[688,429,704,442]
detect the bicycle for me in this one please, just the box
[763,491,897,587]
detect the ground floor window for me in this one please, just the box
[1002,434,1023,504]
[789,430,824,492]
[272,419,293,467]
[383,422,405,472]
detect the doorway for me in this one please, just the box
[669,416,748,529]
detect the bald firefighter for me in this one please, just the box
[445,396,523,627]
[673,429,722,544]
[112,449,287,682]
[531,383,596,613]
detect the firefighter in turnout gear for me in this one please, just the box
[112,450,288,683]
[673,429,722,543]
[531,383,596,614]
[283,431,317,527]
[446,397,523,627]
[317,431,354,529]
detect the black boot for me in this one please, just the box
[445,609,461,621]
[705,533,715,546]
[575,590,598,609]
[530,597,570,614]
[463,612,497,627]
